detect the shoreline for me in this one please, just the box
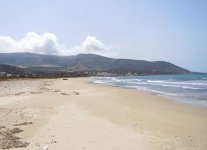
[0,78,207,149]
[93,82,207,109]
[91,77,207,109]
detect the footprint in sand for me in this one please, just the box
[51,89,80,96]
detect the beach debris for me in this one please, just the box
[30,91,42,94]
[54,89,60,92]
[1,140,29,149]
[35,143,40,147]
[63,78,68,80]
[13,122,33,126]
[43,145,49,150]
[73,91,80,95]
[61,92,69,95]
[0,127,29,149]
[0,126,6,129]
[14,92,26,96]
[51,139,57,143]
[10,128,23,134]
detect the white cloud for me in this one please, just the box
[82,36,105,52]
[63,36,114,56]
[0,32,115,56]
[0,32,59,54]
[20,32,59,54]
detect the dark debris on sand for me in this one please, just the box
[0,127,29,149]
[73,91,80,95]
[0,126,5,130]
[13,122,33,126]
[61,92,70,96]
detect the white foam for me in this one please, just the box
[92,76,207,107]
[147,80,207,86]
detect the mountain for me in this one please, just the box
[0,52,190,75]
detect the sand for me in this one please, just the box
[0,78,207,150]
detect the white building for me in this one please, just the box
[0,72,6,76]
[6,74,12,77]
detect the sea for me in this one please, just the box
[92,73,207,107]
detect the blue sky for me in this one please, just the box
[0,0,206,72]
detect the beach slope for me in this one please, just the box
[0,78,207,150]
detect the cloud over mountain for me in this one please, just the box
[64,36,114,56]
[0,32,113,56]
[0,32,59,54]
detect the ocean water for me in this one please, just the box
[92,73,207,107]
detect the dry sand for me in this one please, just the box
[0,78,207,150]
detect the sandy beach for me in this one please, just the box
[0,78,207,150]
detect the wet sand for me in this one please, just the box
[0,78,207,150]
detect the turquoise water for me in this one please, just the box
[93,73,207,107]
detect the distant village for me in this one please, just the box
[0,71,36,78]
[0,63,163,80]
[0,70,119,80]
[0,72,12,77]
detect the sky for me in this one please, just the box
[0,0,206,72]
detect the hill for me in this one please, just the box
[0,52,190,75]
